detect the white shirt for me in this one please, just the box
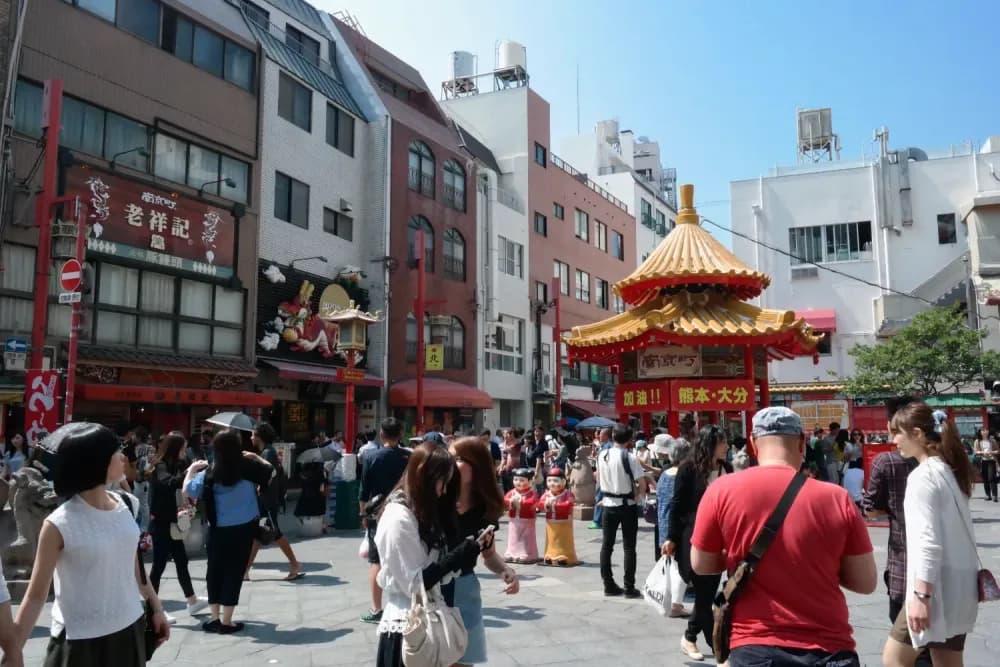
[46,493,144,640]
[597,446,644,507]
[842,467,864,502]
[904,456,979,647]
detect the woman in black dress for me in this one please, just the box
[663,424,732,661]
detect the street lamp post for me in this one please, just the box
[322,301,382,454]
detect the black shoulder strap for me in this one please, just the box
[621,448,636,489]
[746,472,807,564]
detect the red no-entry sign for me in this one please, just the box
[60,259,82,292]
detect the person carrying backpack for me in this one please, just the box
[245,423,302,581]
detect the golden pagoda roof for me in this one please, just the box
[615,184,770,306]
[563,290,823,365]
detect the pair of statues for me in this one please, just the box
[502,467,578,566]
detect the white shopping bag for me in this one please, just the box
[358,537,369,560]
[643,555,672,616]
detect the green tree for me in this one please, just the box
[842,307,1000,397]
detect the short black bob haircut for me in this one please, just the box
[44,422,120,497]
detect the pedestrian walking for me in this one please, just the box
[821,422,842,483]
[663,424,732,660]
[498,429,526,493]
[882,403,979,667]
[691,407,876,666]
[373,446,490,667]
[358,417,410,624]
[15,423,170,665]
[654,434,691,617]
[450,437,519,666]
[597,425,644,598]
[148,432,208,622]
[2,432,29,479]
[245,422,302,581]
[0,552,20,666]
[183,429,274,634]
[973,427,998,502]
[589,427,614,530]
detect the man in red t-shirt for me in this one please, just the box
[691,406,877,667]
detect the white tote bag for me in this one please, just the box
[402,585,468,667]
[643,555,672,616]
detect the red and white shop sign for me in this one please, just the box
[24,371,62,442]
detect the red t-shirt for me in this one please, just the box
[691,465,872,653]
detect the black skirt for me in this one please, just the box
[376,632,403,667]
[44,616,146,667]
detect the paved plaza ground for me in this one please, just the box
[17,495,1000,666]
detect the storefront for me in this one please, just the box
[387,378,492,436]
[255,261,380,444]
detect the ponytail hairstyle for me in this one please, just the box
[890,401,974,497]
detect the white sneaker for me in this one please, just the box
[164,612,178,625]
[680,637,704,661]
[187,597,209,616]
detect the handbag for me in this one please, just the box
[257,515,277,545]
[402,584,468,667]
[712,472,807,664]
[643,555,672,616]
[944,476,1000,603]
[116,491,158,660]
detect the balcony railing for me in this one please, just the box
[444,348,465,369]
[443,184,465,211]
[443,255,465,281]
[551,153,630,213]
[641,213,655,228]
[495,188,525,213]
[408,167,434,197]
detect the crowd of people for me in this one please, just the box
[0,398,992,666]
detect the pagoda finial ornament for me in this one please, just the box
[676,183,699,225]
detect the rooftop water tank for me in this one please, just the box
[595,119,619,143]
[451,51,475,81]
[496,40,526,71]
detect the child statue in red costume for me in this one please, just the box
[537,467,578,566]
[502,468,540,563]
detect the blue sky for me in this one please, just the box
[316,0,1000,247]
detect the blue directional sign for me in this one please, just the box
[4,338,26,354]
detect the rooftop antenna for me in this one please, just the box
[576,62,580,134]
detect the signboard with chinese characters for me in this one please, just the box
[669,379,755,411]
[425,344,444,371]
[615,381,671,413]
[65,166,235,278]
[24,371,62,442]
[638,345,701,379]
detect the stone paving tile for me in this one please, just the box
[13,495,1000,665]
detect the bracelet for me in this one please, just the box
[913,591,931,600]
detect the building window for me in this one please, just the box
[323,207,353,241]
[656,210,668,235]
[105,112,150,171]
[408,215,434,271]
[575,269,590,303]
[595,220,607,251]
[274,172,309,228]
[553,202,564,219]
[278,73,312,132]
[405,314,465,369]
[534,212,548,236]
[443,160,466,211]
[13,79,42,138]
[61,95,105,157]
[0,245,34,332]
[596,278,609,309]
[641,198,654,227]
[535,281,548,305]
[816,333,832,356]
[788,221,872,264]
[575,209,589,242]
[485,315,525,374]
[611,230,625,261]
[162,8,256,91]
[408,141,435,197]
[149,132,249,203]
[285,24,320,67]
[92,262,243,355]
[443,228,466,281]
[498,236,524,278]
[613,293,625,314]
[71,0,159,44]
[534,142,547,167]
[554,260,569,295]
[323,104,354,156]
[241,1,269,30]
[937,213,957,245]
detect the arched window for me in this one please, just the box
[407,314,464,368]
[407,215,434,272]
[443,159,465,211]
[442,228,465,281]
[444,316,465,369]
[408,141,435,197]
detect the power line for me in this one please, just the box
[698,216,934,305]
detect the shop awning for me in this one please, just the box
[260,359,384,387]
[78,384,273,407]
[795,309,837,332]
[563,399,618,419]
[388,378,493,409]
[925,394,990,408]
[0,390,23,403]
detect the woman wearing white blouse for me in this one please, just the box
[882,403,979,667]
[373,446,490,667]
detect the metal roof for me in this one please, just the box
[266,0,327,35]
[244,12,365,119]
[455,124,501,173]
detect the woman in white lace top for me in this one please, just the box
[373,446,489,667]
[14,423,170,666]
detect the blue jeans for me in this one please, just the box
[592,489,605,524]
[729,646,860,667]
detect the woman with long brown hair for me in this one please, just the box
[882,403,978,667]
[373,446,493,667]
[450,437,520,666]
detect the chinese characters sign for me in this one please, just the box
[24,371,62,442]
[638,345,702,379]
[670,379,755,411]
[425,344,444,371]
[66,167,235,278]
[616,381,671,413]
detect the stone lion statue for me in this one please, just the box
[568,445,596,506]
[2,467,59,577]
